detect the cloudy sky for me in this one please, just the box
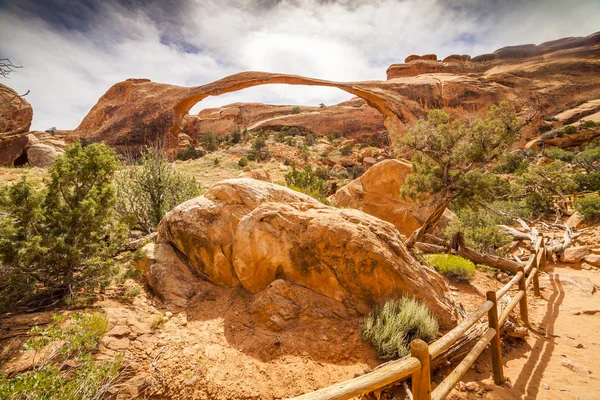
[1,0,599,131]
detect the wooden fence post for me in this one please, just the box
[410,339,431,400]
[518,267,529,326]
[486,291,505,385]
[532,241,541,296]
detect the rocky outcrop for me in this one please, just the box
[0,83,32,135]
[0,83,33,165]
[145,178,458,329]
[63,31,600,156]
[331,159,454,237]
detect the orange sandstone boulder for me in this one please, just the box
[0,83,33,165]
[331,159,454,237]
[149,178,458,329]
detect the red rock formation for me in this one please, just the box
[0,83,33,165]
[64,31,600,155]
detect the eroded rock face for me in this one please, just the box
[0,83,33,165]
[149,178,458,329]
[0,83,32,135]
[156,179,319,287]
[331,159,454,237]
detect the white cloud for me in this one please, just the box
[0,0,598,130]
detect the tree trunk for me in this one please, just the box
[405,197,452,248]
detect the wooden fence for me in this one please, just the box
[290,236,547,400]
[555,190,600,212]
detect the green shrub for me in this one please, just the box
[291,106,301,114]
[425,254,476,280]
[248,135,270,161]
[285,163,329,202]
[230,128,242,144]
[576,194,600,221]
[200,131,219,152]
[361,298,438,359]
[238,157,249,168]
[444,207,511,254]
[580,120,600,129]
[340,144,352,156]
[574,171,600,192]
[114,146,200,233]
[348,165,366,179]
[213,157,220,166]
[0,143,126,312]
[304,133,316,147]
[176,145,206,161]
[564,125,577,134]
[0,312,122,400]
[543,147,574,162]
[493,152,528,174]
[315,166,330,180]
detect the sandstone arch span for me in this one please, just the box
[71,71,415,153]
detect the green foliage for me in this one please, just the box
[114,146,200,233]
[0,143,125,312]
[176,145,205,161]
[304,133,316,147]
[425,254,476,280]
[576,194,600,221]
[563,125,577,134]
[327,131,341,142]
[291,106,301,114]
[580,120,600,129]
[574,171,600,192]
[200,131,219,152]
[361,298,438,359]
[230,128,242,144]
[340,144,352,156]
[213,157,220,166]
[315,166,331,180]
[285,164,329,201]
[0,313,121,400]
[445,207,511,254]
[348,164,366,179]
[319,103,325,108]
[247,135,270,161]
[517,161,578,216]
[45,127,57,135]
[493,152,529,174]
[543,147,574,162]
[399,103,520,206]
[238,157,249,168]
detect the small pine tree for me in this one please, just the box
[0,142,126,311]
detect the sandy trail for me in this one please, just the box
[450,264,600,400]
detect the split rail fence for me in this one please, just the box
[290,236,547,400]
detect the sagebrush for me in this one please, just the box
[362,298,438,359]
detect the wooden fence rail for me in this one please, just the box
[290,236,547,400]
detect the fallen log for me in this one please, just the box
[415,239,521,274]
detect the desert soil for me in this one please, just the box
[448,263,600,400]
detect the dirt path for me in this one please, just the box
[451,264,600,400]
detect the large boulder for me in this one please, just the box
[0,84,33,166]
[0,83,32,135]
[331,159,454,237]
[151,178,458,329]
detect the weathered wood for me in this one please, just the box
[487,291,505,385]
[496,271,524,299]
[517,267,529,326]
[499,290,524,326]
[431,328,496,400]
[429,300,493,359]
[289,358,421,400]
[410,339,431,400]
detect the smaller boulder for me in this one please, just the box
[561,246,591,263]
[27,143,63,167]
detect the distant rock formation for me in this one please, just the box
[139,178,459,329]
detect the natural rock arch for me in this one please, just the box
[71,72,415,153]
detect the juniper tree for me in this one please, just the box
[0,142,126,311]
[399,102,520,247]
